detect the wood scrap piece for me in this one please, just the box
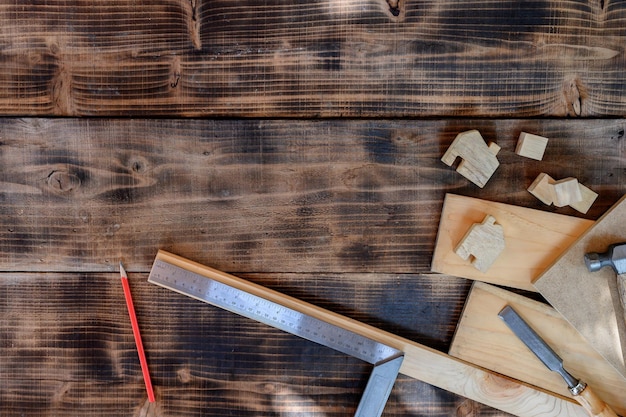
[553,177,583,207]
[454,215,505,273]
[158,250,588,417]
[528,174,598,214]
[528,173,556,205]
[449,282,626,416]
[534,194,626,378]
[570,183,599,214]
[431,194,593,291]
[515,132,549,160]
[441,130,500,188]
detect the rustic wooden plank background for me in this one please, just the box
[0,118,624,273]
[1,0,626,416]
[0,0,625,117]
[1,118,624,416]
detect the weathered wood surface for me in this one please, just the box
[0,118,624,273]
[1,272,487,416]
[0,0,625,117]
[3,1,626,415]
[0,117,624,416]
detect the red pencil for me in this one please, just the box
[119,262,156,403]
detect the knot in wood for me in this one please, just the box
[47,170,81,193]
[127,156,150,174]
[386,0,402,17]
[261,382,278,394]
[479,372,521,397]
[456,399,481,417]
[176,368,192,384]
[562,76,583,116]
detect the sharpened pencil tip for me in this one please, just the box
[119,261,127,278]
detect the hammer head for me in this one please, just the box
[584,242,626,275]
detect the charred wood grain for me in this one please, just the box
[0,1,624,116]
[0,118,624,273]
[0,271,503,417]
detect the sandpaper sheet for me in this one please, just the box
[534,194,626,378]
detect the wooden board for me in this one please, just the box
[0,271,478,417]
[0,1,625,117]
[1,117,625,416]
[1,118,622,274]
[449,282,626,416]
[431,194,594,291]
[534,194,626,378]
[156,250,587,417]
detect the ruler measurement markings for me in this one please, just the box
[149,259,399,365]
[148,253,406,417]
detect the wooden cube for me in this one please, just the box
[528,173,597,213]
[527,173,555,205]
[515,132,549,161]
[553,177,583,207]
[569,183,598,214]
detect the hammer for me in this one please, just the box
[584,242,626,325]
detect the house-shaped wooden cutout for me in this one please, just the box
[441,130,500,188]
[454,215,505,273]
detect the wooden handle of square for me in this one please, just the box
[574,385,618,417]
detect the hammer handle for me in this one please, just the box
[618,273,626,323]
[573,384,618,417]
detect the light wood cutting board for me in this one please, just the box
[431,194,593,291]
[449,282,626,416]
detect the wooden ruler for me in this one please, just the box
[149,250,587,417]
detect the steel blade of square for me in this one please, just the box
[148,257,404,417]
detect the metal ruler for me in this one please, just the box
[148,251,404,417]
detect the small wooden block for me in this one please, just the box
[527,173,555,205]
[528,173,597,213]
[454,214,505,273]
[569,182,599,214]
[441,130,500,188]
[553,177,582,207]
[515,132,549,160]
